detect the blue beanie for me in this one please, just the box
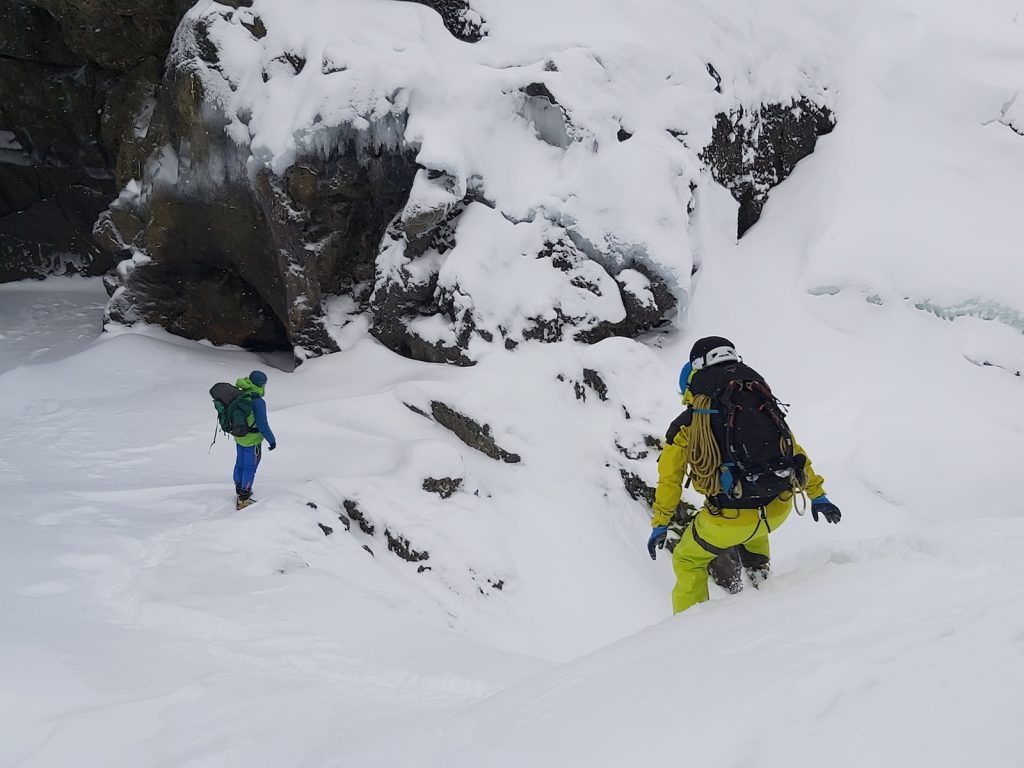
[249,370,268,387]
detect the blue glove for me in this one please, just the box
[811,495,841,524]
[647,525,668,559]
[268,442,277,451]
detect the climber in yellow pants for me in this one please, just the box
[670,497,791,614]
[647,336,842,615]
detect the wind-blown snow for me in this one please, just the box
[4,0,1024,765]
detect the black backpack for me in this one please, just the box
[210,383,257,438]
[687,361,805,508]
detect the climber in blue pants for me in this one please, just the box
[232,371,277,509]
[233,442,263,498]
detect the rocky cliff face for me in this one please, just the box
[98,7,422,358]
[4,0,836,366]
[0,0,191,281]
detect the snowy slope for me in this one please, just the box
[4,0,1024,765]
[377,525,1024,768]
[0,279,675,766]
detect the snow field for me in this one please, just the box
[0,279,673,765]
[3,0,1024,763]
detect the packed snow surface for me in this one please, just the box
[4,0,1024,765]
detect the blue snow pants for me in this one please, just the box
[233,443,262,492]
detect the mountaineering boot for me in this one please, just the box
[236,490,254,510]
[707,549,743,594]
[738,548,771,589]
[746,564,770,589]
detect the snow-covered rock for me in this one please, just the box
[99,0,838,363]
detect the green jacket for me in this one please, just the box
[233,377,274,448]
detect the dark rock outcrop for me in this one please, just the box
[615,440,649,461]
[343,499,375,535]
[0,0,190,281]
[702,99,835,237]
[469,569,505,596]
[530,240,676,345]
[423,477,463,499]
[400,0,484,42]
[101,11,419,361]
[620,467,697,519]
[372,220,677,365]
[370,191,476,366]
[620,468,656,505]
[560,368,609,403]
[426,401,521,464]
[340,498,429,565]
[0,163,114,282]
[384,529,430,563]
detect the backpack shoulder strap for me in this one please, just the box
[666,409,693,444]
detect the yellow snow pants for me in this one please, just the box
[671,495,793,614]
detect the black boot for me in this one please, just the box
[746,564,770,589]
[708,548,743,594]
[236,489,254,510]
[738,547,771,589]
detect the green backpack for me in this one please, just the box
[210,382,255,437]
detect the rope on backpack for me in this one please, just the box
[686,394,722,497]
[687,393,812,512]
